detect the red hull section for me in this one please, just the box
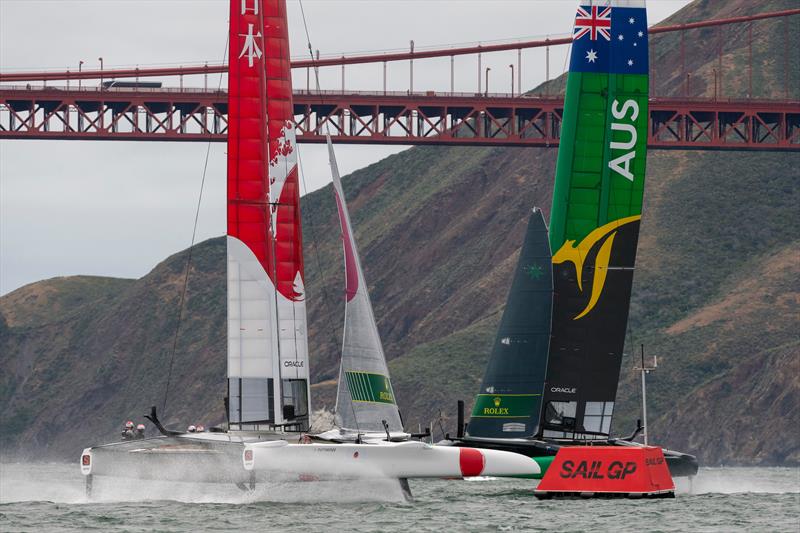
[535,446,675,498]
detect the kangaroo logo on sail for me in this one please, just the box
[608,99,641,182]
[552,215,640,320]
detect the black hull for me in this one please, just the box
[453,437,699,478]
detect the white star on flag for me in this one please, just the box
[586,49,598,63]
[634,42,638,47]
[629,17,635,24]
[638,30,644,37]
[618,34,624,41]
[627,59,634,66]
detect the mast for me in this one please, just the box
[227,0,310,432]
[327,137,404,434]
[540,1,650,440]
[634,344,657,446]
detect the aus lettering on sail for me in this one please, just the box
[608,99,641,182]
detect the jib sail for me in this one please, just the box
[327,138,404,434]
[226,0,310,431]
[467,208,553,439]
[541,0,649,439]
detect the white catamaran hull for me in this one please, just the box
[81,436,255,484]
[244,440,541,479]
[80,435,541,485]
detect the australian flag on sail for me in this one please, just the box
[569,5,648,75]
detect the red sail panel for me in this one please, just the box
[228,0,270,274]
[265,0,304,302]
[333,186,359,302]
[227,0,303,300]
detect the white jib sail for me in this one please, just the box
[327,137,404,434]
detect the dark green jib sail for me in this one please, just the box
[467,208,553,439]
[541,2,649,439]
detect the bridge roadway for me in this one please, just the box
[1,86,798,151]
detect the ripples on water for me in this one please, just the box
[1,463,798,532]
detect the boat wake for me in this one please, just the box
[0,463,409,504]
[675,467,800,495]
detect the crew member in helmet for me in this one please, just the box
[135,423,146,439]
[187,425,197,433]
[121,421,136,440]
[195,424,205,433]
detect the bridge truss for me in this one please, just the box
[1,86,797,151]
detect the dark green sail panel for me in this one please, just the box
[541,2,649,439]
[467,208,553,439]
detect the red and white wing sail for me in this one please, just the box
[227,0,309,428]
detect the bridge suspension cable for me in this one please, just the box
[0,8,797,83]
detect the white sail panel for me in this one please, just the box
[227,236,279,379]
[328,139,404,433]
[276,293,309,380]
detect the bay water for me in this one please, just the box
[1,463,798,532]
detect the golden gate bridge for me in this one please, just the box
[1,8,798,151]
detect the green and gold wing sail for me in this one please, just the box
[540,0,649,439]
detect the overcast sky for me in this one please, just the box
[0,0,691,295]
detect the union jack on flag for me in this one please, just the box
[574,5,612,41]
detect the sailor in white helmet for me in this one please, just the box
[187,425,197,433]
[121,421,136,440]
[135,423,146,439]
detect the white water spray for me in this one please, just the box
[0,462,407,504]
